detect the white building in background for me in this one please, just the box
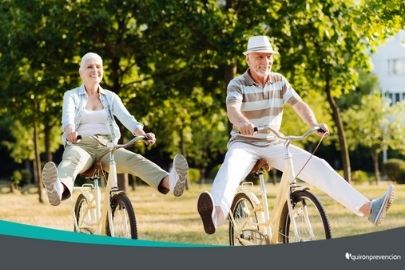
[372,30,405,104]
[371,30,405,162]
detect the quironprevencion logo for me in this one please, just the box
[345,252,401,262]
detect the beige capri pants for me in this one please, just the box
[57,135,168,199]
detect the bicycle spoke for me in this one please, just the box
[281,190,331,243]
[107,193,137,239]
[230,193,266,246]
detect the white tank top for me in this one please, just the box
[76,109,111,137]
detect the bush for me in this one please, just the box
[208,164,222,181]
[351,170,370,184]
[11,170,23,185]
[20,169,32,186]
[384,159,405,184]
[188,168,201,183]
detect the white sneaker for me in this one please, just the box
[168,154,188,197]
[42,162,62,206]
[368,185,394,225]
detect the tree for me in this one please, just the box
[142,87,228,180]
[272,0,404,182]
[281,89,333,148]
[342,94,405,183]
[0,0,80,202]
[1,0,403,190]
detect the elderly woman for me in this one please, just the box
[42,52,188,206]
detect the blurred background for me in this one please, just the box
[0,0,404,202]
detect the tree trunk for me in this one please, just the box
[225,0,233,9]
[117,136,128,192]
[371,148,381,185]
[224,63,237,87]
[179,123,190,190]
[225,63,237,134]
[117,174,128,192]
[33,98,44,203]
[44,122,52,161]
[324,71,351,182]
[129,175,136,191]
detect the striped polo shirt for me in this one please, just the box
[226,69,302,146]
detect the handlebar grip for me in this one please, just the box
[316,127,327,134]
[142,134,151,141]
[237,126,258,134]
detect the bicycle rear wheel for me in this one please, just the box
[106,192,137,239]
[279,190,331,243]
[74,194,96,234]
[229,193,266,246]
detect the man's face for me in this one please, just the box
[80,57,103,84]
[246,52,273,78]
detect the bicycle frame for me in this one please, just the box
[231,126,326,244]
[72,151,118,235]
[269,143,301,243]
[72,136,145,236]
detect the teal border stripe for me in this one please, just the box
[0,220,216,248]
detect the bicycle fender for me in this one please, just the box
[235,190,266,226]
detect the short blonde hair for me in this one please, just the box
[79,52,102,71]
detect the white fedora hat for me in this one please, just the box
[243,36,276,55]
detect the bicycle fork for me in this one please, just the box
[282,150,315,242]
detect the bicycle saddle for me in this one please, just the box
[250,159,271,174]
[79,161,104,178]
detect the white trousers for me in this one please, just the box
[211,142,369,225]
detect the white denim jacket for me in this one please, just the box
[61,85,143,144]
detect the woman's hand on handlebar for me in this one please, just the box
[143,132,156,145]
[67,131,80,143]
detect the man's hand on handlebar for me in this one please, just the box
[237,122,256,136]
[314,123,329,137]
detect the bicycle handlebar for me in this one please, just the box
[75,135,147,150]
[113,136,146,150]
[254,125,327,142]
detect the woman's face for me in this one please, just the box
[80,57,103,85]
[246,52,273,79]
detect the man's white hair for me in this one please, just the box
[79,52,102,70]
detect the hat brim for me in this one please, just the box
[243,49,277,55]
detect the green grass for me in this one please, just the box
[0,182,403,245]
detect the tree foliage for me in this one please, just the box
[2,120,60,163]
[0,0,404,184]
[343,95,404,154]
[342,94,405,182]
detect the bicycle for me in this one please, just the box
[72,135,147,239]
[228,126,332,246]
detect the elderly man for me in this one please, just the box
[197,36,394,235]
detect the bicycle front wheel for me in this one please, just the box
[229,193,266,246]
[106,192,137,239]
[279,190,331,243]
